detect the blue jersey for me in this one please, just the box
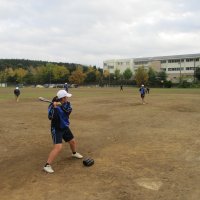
[139,87,145,95]
[48,102,72,130]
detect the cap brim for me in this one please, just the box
[66,93,72,97]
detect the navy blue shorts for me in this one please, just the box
[51,127,74,144]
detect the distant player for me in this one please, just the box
[120,84,123,91]
[64,82,69,92]
[139,84,146,104]
[14,87,20,102]
[146,87,150,94]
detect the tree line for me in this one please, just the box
[1,58,199,87]
[0,59,99,85]
[0,59,136,86]
[0,59,88,72]
[0,59,169,87]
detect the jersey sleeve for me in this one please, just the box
[48,104,54,120]
[62,102,72,115]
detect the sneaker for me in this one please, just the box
[72,152,83,159]
[43,164,54,173]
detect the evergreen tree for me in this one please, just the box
[148,67,157,86]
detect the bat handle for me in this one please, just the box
[53,102,61,106]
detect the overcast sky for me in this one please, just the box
[0,0,200,67]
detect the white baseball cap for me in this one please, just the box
[141,84,144,87]
[57,90,72,99]
[16,87,19,89]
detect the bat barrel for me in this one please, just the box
[38,97,52,103]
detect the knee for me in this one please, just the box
[54,144,62,152]
[69,139,75,145]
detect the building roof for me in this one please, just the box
[134,53,200,62]
[104,53,200,63]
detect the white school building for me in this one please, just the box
[103,53,200,83]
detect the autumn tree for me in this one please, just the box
[3,67,15,82]
[0,71,5,82]
[34,65,49,84]
[0,68,12,82]
[52,65,70,83]
[134,66,148,86]
[103,69,110,80]
[14,68,27,83]
[69,67,86,84]
[95,70,101,82]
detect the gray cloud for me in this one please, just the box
[0,0,200,67]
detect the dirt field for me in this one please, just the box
[0,87,200,200]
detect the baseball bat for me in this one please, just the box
[38,97,52,103]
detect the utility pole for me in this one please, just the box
[179,60,182,83]
[109,72,110,86]
[49,64,52,85]
[194,58,196,83]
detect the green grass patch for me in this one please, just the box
[0,87,200,101]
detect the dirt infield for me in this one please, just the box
[0,87,200,200]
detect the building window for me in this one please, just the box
[161,60,166,63]
[168,59,182,63]
[186,67,194,70]
[134,61,148,65]
[108,66,114,69]
[104,63,107,67]
[168,67,184,71]
[186,58,194,62]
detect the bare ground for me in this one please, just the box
[0,87,200,200]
